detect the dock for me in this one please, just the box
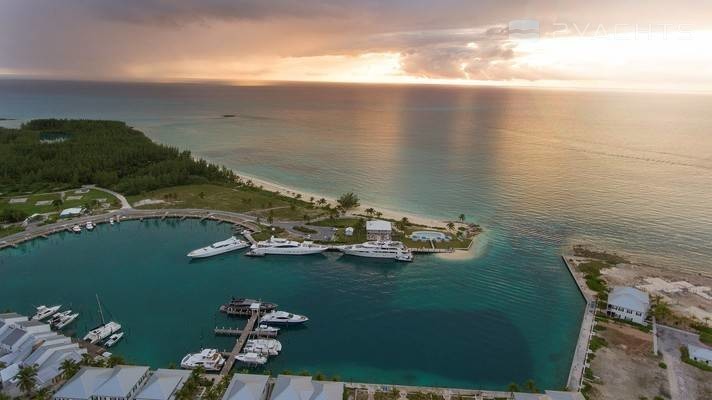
[220,310,260,375]
[214,326,278,338]
[562,255,597,391]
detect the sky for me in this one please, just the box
[2,0,712,91]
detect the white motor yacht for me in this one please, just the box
[180,348,225,371]
[52,311,79,329]
[255,324,280,334]
[187,236,249,258]
[32,305,61,321]
[244,339,282,356]
[85,221,95,231]
[71,225,81,234]
[340,241,413,260]
[260,311,309,325]
[104,332,124,347]
[83,321,121,344]
[235,352,267,365]
[249,236,327,256]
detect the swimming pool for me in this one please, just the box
[410,230,451,241]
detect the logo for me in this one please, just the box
[509,19,540,40]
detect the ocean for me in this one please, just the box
[1,79,711,389]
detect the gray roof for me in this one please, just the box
[222,374,269,400]
[36,349,85,387]
[608,287,650,312]
[310,381,343,400]
[53,367,115,400]
[136,369,191,400]
[24,342,77,367]
[18,320,47,328]
[272,376,315,400]
[0,313,23,320]
[1,327,28,348]
[93,365,150,398]
[513,394,544,400]
[545,391,585,400]
[688,344,712,362]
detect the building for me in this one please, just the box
[606,286,650,324]
[271,376,343,400]
[59,207,85,218]
[366,220,391,241]
[687,344,712,365]
[221,373,269,400]
[513,391,584,400]
[344,227,354,237]
[53,365,150,400]
[135,369,192,400]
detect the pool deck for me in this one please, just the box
[0,208,263,250]
[561,255,598,392]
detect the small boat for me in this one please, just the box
[109,217,115,225]
[256,324,280,334]
[32,305,61,321]
[260,311,309,325]
[180,348,225,371]
[83,321,121,344]
[71,225,81,234]
[244,339,282,356]
[395,252,414,262]
[85,221,95,231]
[235,352,267,365]
[53,311,79,329]
[187,236,249,258]
[104,332,124,347]
[249,236,327,256]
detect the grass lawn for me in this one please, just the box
[0,225,24,238]
[310,217,364,228]
[0,188,119,216]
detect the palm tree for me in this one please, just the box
[336,192,360,211]
[60,359,80,380]
[458,213,465,222]
[267,210,274,224]
[317,198,327,207]
[17,365,38,397]
[524,379,539,393]
[507,382,520,395]
[107,354,125,367]
[375,211,383,218]
[198,191,206,199]
[80,353,93,366]
[446,222,455,231]
[33,387,51,400]
[303,214,311,223]
[0,392,11,400]
[365,208,375,217]
[397,217,410,230]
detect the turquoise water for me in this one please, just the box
[0,220,581,389]
[3,79,711,389]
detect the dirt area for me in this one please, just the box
[601,262,712,324]
[588,321,670,400]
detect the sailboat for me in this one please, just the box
[83,294,122,344]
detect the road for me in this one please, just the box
[272,220,336,241]
[85,185,132,209]
[657,324,706,400]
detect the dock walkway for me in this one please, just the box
[215,326,277,338]
[562,255,597,391]
[220,311,260,375]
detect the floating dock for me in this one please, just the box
[220,311,260,375]
[214,327,278,338]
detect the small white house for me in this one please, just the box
[59,207,85,218]
[344,227,354,237]
[366,220,391,241]
[606,287,650,324]
[687,344,712,365]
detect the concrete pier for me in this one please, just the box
[220,311,260,375]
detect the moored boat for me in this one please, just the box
[260,311,308,325]
[340,241,413,261]
[104,332,124,347]
[180,348,225,371]
[219,298,278,314]
[249,236,327,256]
[85,221,95,231]
[187,236,249,258]
[32,305,61,321]
[235,352,267,365]
[84,321,121,344]
[71,225,81,233]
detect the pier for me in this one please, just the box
[220,311,260,375]
[214,326,278,338]
[562,255,597,391]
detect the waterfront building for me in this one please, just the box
[221,373,269,400]
[365,220,392,241]
[606,287,650,324]
[59,207,85,218]
[687,344,712,365]
[0,320,51,353]
[513,390,584,399]
[344,227,354,237]
[271,375,343,400]
[53,365,150,400]
[0,313,28,337]
[135,369,192,400]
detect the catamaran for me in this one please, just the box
[83,294,121,344]
[248,236,327,256]
[49,310,79,329]
[244,339,282,356]
[180,348,225,371]
[104,332,124,347]
[340,241,414,261]
[187,236,249,258]
[260,311,309,325]
[32,305,61,321]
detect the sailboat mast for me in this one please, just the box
[96,294,105,325]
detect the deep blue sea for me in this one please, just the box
[1,80,711,390]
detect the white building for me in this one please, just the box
[606,286,650,324]
[221,373,269,400]
[59,207,85,218]
[344,227,354,237]
[53,365,150,400]
[366,220,392,241]
[687,344,712,365]
[513,391,584,400]
[135,369,192,400]
[271,375,343,400]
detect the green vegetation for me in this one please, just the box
[336,192,360,211]
[680,346,712,372]
[577,260,610,299]
[589,335,608,352]
[0,224,23,238]
[16,364,38,398]
[252,226,286,241]
[293,225,318,234]
[573,245,629,264]
[1,188,119,220]
[0,119,235,195]
[692,323,712,345]
[658,361,667,369]
[310,217,363,228]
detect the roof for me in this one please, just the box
[222,373,269,400]
[310,381,343,400]
[60,207,84,216]
[19,320,47,328]
[366,220,391,231]
[272,376,314,400]
[93,365,150,398]
[0,327,28,348]
[53,367,115,400]
[688,344,712,361]
[608,287,650,312]
[136,369,191,400]
[36,348,85,387]
[0,313,23,320]
[544,391,585,400]
[513,394,545,400]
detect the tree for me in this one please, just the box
[336,192,360,211]
[107,354,126,367]
[303,214,311,223]
[80,353,93,366]
[375,211,383,218]
[397,217,410,230]
[524,379,539,393]
[317,198,327,207]
[33,387,52,400]
[446,222,455,231]
[459,213,466,222]
[60,359,80,380]
[17,365,38,397]
[365,208,375,217]
[294,193,302,200]
[267,210,274,224]
[198,191,206,199]
[507,382,520,394]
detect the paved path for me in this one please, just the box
[86,185,132,209]
[657,324,706,400]
[272,220,335,241]
[220,311,259,375]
